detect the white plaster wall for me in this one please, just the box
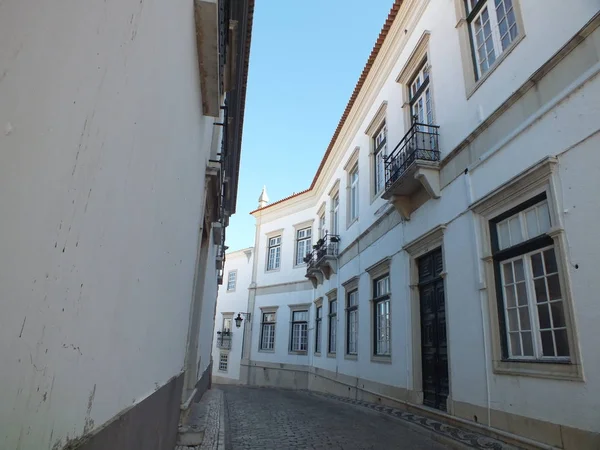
[255,208,316,287]
[452,78,600,432]
[198,231,219,379]
[212,248,254,382]
[0,1,214,448]
[246,0,600,435]
[251,290,314,366]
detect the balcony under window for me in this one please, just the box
[216,331,232,349]
[381,122,441,219]
[305,233,339,288]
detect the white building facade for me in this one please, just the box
[233,1,600,448]
[211,247,254,384]
[0,1,253,449]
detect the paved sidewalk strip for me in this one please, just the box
[309,391,520,450]
[176,389,225,450]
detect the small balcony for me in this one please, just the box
[216,331,231,349]
[382,122,441,220]
[305,233,340,288]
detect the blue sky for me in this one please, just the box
[227,0,394,252]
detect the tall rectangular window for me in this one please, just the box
[332,194,340,235]
[491,195,570,360]
[349,166,359,222]
[260,312,276,350]
[222,317,232,333]
[290,310,308,352]
[219,353,228,371]
[346,290,358,355]
[226,270,237,291]
[295,227,312,266]
[465,0,519,79]
[373,275,391,356]
[267,236,281,271]
[315,306,322,354]
[409,59,433,125]
[374,124,387,194]
[328,299,337,353]
[319,213,326,239]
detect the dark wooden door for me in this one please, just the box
[418,248,449,411]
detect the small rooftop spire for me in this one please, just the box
[258,185,269,209]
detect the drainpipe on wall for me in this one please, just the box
[242,212,262,384]
[464,168,492,427]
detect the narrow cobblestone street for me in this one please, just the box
[221,386,450,450]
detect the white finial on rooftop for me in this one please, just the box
[258,185,269,209]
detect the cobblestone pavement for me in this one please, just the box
[221,386,450,450]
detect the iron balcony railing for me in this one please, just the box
[216,331,231,349]
[304,233,340,270]
[384,122,440,190]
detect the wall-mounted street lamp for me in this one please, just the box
[234,312,251,328]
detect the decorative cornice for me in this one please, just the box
[404,224,446,256]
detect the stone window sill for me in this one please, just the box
[327,352,336,359]
[344,354,358,361]
[288,350,308,356]
[371,355,392,364]
[493,359,583,381]
[258,349,275,354]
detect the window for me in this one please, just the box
[328,299,337,353]
[319,213,326,239]
[315,306,322,354]
[349,166,359,222]
[267,236,281,271]
[346,290,358,355]
[295,228,312,266]
[222,316,232,333]
[466,0,520,79]
[226,271,237,291]
[260,312,276,350]
[290,310,308,352]
[373,275,391,356]
[373,124,387,194]
[332,194,340,235]
[409,59,433,125]
[219,353,228,371]
[491,195,570,360]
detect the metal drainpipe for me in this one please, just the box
[464,168,492,427]
[243,212,262,384]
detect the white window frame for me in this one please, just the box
[346,290,358,356]
[315,304,323,354]
[492,198,569,361]
[289,309,309,353]
[373,275,391,357]
[409,59,434,126]
[266,235,281,271]
[349,165,359,223]
[218,353,228,372]
[319,213,326,239]
[295,227,312,267]
[466,0,520,79]
[332,194,340,235]
[222,315,233,333]
[373,124,387,195]
[226,270,237,291]
[328,298,337,355]
[259,310,276,351]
